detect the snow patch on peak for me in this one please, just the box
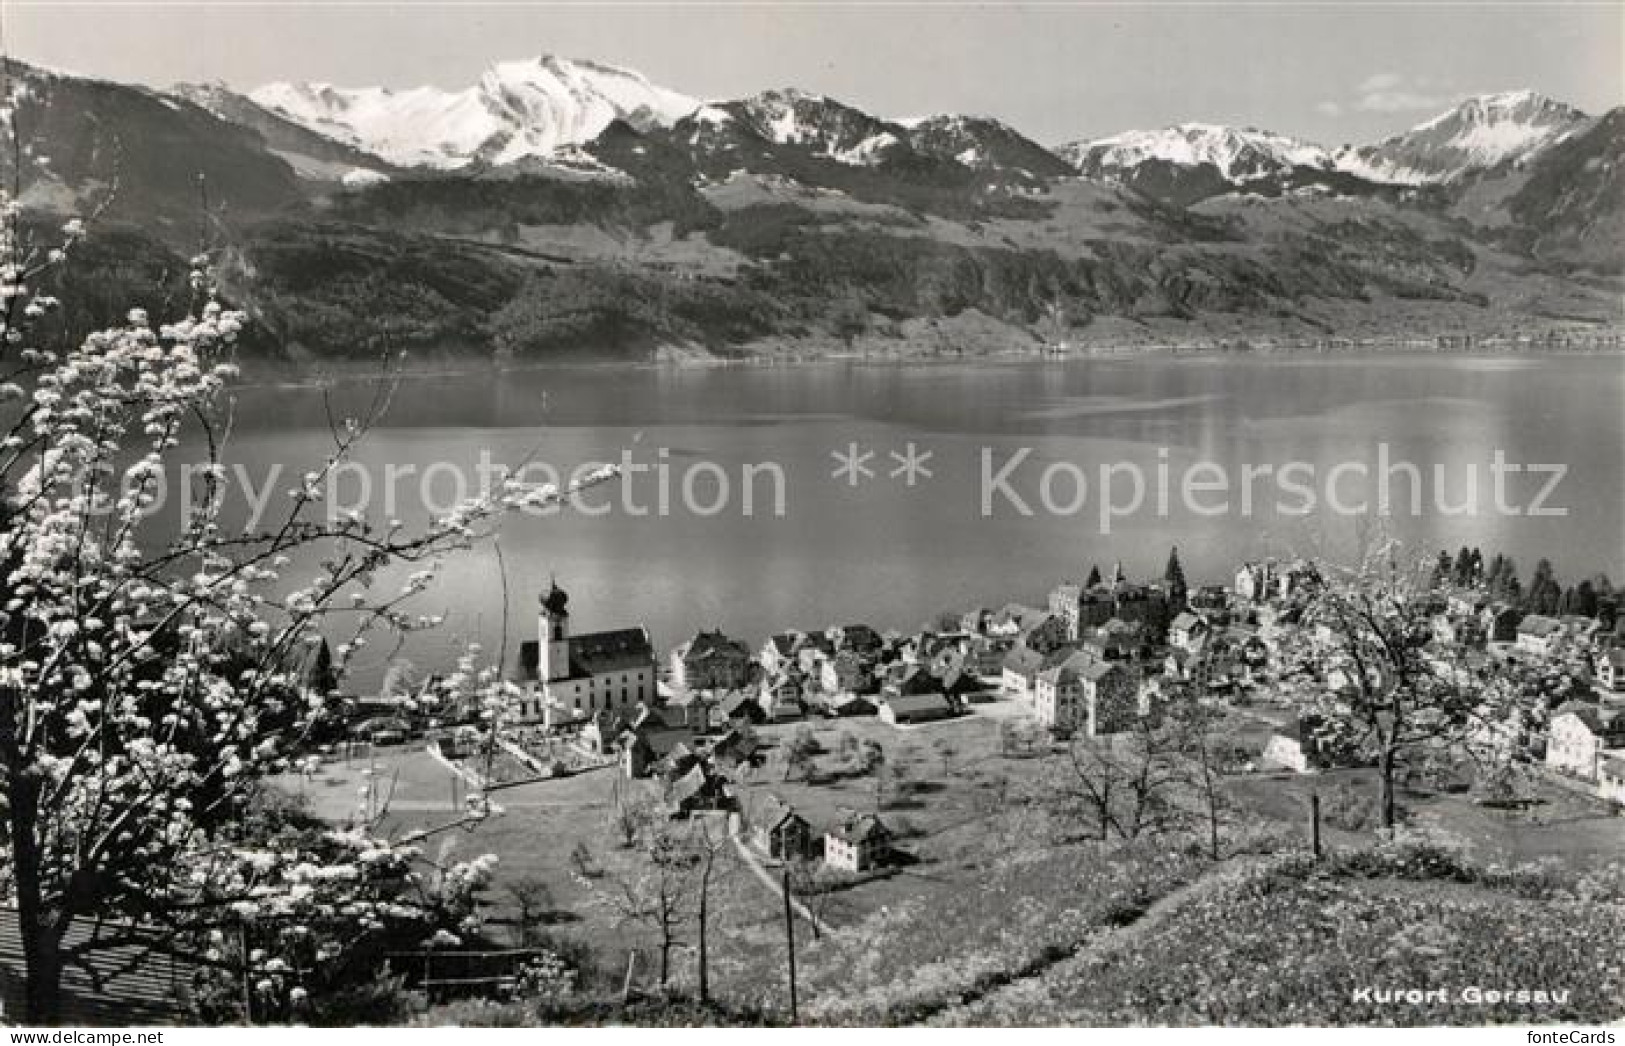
[250,56,700,169]
[1336,90,1587,184]
[1062,123,1335,182]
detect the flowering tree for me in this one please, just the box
[0,180,603,1018]
[1281,542,1505,830]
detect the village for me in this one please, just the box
[302,547,1625,944]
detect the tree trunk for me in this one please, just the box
[1379,742,1398,830]
[4,715,64,1024]
[781,867,798,1024]
[697,849,713,1005]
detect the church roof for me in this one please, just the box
[518,628,654,683]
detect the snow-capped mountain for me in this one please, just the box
[1055,124,1347,205]
[172,81,394,182]
[1060,124,1337,183]
[902,114,1075,178]
[250,56,700,169]
[718,88,910,166]
[1333,91,1588,185]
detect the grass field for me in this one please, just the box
[281,703,1625,1021]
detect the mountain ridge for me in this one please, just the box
[0,55,1616,365]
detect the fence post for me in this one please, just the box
[1310,791,1322,859]
[621,950,638,1004]
[782,866,799,1024]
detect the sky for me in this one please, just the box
[5,2,1621,146]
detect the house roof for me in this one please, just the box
[1080,660,1122,682]
[885,692,954,717]
[757,793,807,831]
[1554,703,1625,738]
[828,813,890,845]
[1518,615,1562,637]
[570,628,657,676]
[669,764,721,805]
[1003,645,1047,676]
[679,629,752,663]
[1171,612,1205,632]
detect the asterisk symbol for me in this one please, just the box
[889,442,935,486]
[831,442,876,486]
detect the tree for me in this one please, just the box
[1526,559,1562,615]
[782,726,820,783]
[1050,722,1184,841]
[593,824,697,993]
[1168,700,1241,861]
[0,203,601,1019]
[1284,543,1504,830]
[1164,546,1189,608]
[506,875,555,948]
[1085,565,1102,588]
[1431,551,1453,589]
[609,777,654,848]
[689,818,730,1005]
[1452,546,1473,587]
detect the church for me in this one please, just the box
[516,580,658,727]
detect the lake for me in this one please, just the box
[213,353,1623,687]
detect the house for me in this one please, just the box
[620,719,697,779]
[709,725,763,775]
[1546,703,1625,781]
[671,630,754,693]
[1169,612,1210,653]
[821,649,879,696]
[1598,752,1625,807]
[666,763,732,817]
[1235,561,1276,604]
[1078,660,1140,736]
[826,692,878,718]
[720,689,766,724]
[1482,603,1523,643]
[1189,585,1230,615]
[824,813,891,873]
[1516,615,1564,657]
[1018,613,1072,655]
[1001,644,1048,698]
[518,581,657,727]
[987,603,1044,638]
[1032,650,1097,735]
[758,678,807,722]
[829,623,885,657]
[1082,619,1149,663]
[880,692,956,725]
[752,794,813,860]
[1261,716,1327,773]
[968,635,1013,679]
[760,631,807,676]
[1431,613,1486,649]
[1595,649,1625,695]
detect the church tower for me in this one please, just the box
[538,580,571,683]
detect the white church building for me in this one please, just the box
[516,581,657,728]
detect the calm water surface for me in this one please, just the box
[215,354,1624,686]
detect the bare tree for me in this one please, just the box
[1053,721,1185,841]
[593,824,697,993]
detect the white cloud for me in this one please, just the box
[1314,100,1343,117]
[1347,72,1456,115]
[1357,72,1404,93]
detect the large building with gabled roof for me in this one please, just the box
[516,580,657,727]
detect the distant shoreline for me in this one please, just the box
[230,332,1625,388]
